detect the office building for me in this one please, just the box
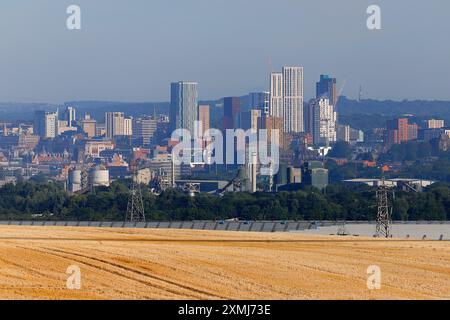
[170,82,198,135]
[240,109,261,131]
[269,73,283,118]
[58,124,77,135]
[337,124,350,142]
[96,123,106,137]
[249,92,270,115]
[81,113,97,138]
[106,112,124,139]
[65,106,76,126]
[316,75,337,106]
[304,99,313,135]
[349,128,364,143]
[223,97,240,130]
[124,117,133,136]
[33,111,58,139]
[420,128,445,142]
[426,119,445,129]
[386,118,417,145]
[310,99,337,145]
[105,112,131,138]
[133,116,157,146]
[270,67,304,133]
[282,66,304,133]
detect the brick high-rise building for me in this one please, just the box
[198,105,210,136]
[408,123,418,141]
[386,118,409,144]
[386,118,418,145]
[258,115,285,150]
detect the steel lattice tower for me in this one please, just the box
[126,164,146,223]
[376,179,391,238]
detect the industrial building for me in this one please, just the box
[342,178,435,191]
[275,161,329,191]
[302,161,329,190]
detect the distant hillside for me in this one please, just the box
[0,103,57,122]
[337,97,450,130]
[64,101,169,122]
[338,97,450,118]
[1,97,450,131]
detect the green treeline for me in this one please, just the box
[0,181,449,221]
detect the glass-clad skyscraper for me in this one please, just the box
[170,82,199,136]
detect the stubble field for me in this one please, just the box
[0,226,449,300]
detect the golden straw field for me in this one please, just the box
[0,226,449,300]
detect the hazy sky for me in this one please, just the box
[1,0,449,103]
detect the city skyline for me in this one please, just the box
[1,0,450,304]
[1,1,450,103]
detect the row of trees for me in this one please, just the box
[0,180,449,221]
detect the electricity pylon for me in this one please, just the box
[376,178,392,238]
[126,162,146,223]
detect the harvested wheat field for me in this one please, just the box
[0,225,449,300]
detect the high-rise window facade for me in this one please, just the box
[270,67,304,133]
[105,112,125,139]
[311,98,337,145]
[170,82,199,136]
[269,73,283,119]
[34,111,58,139]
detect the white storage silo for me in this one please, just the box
[89,166,110,187]
[68,169,82,192]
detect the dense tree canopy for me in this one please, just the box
[328,142,353,159]
[378,141,436,162]
[0,180,448,222]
